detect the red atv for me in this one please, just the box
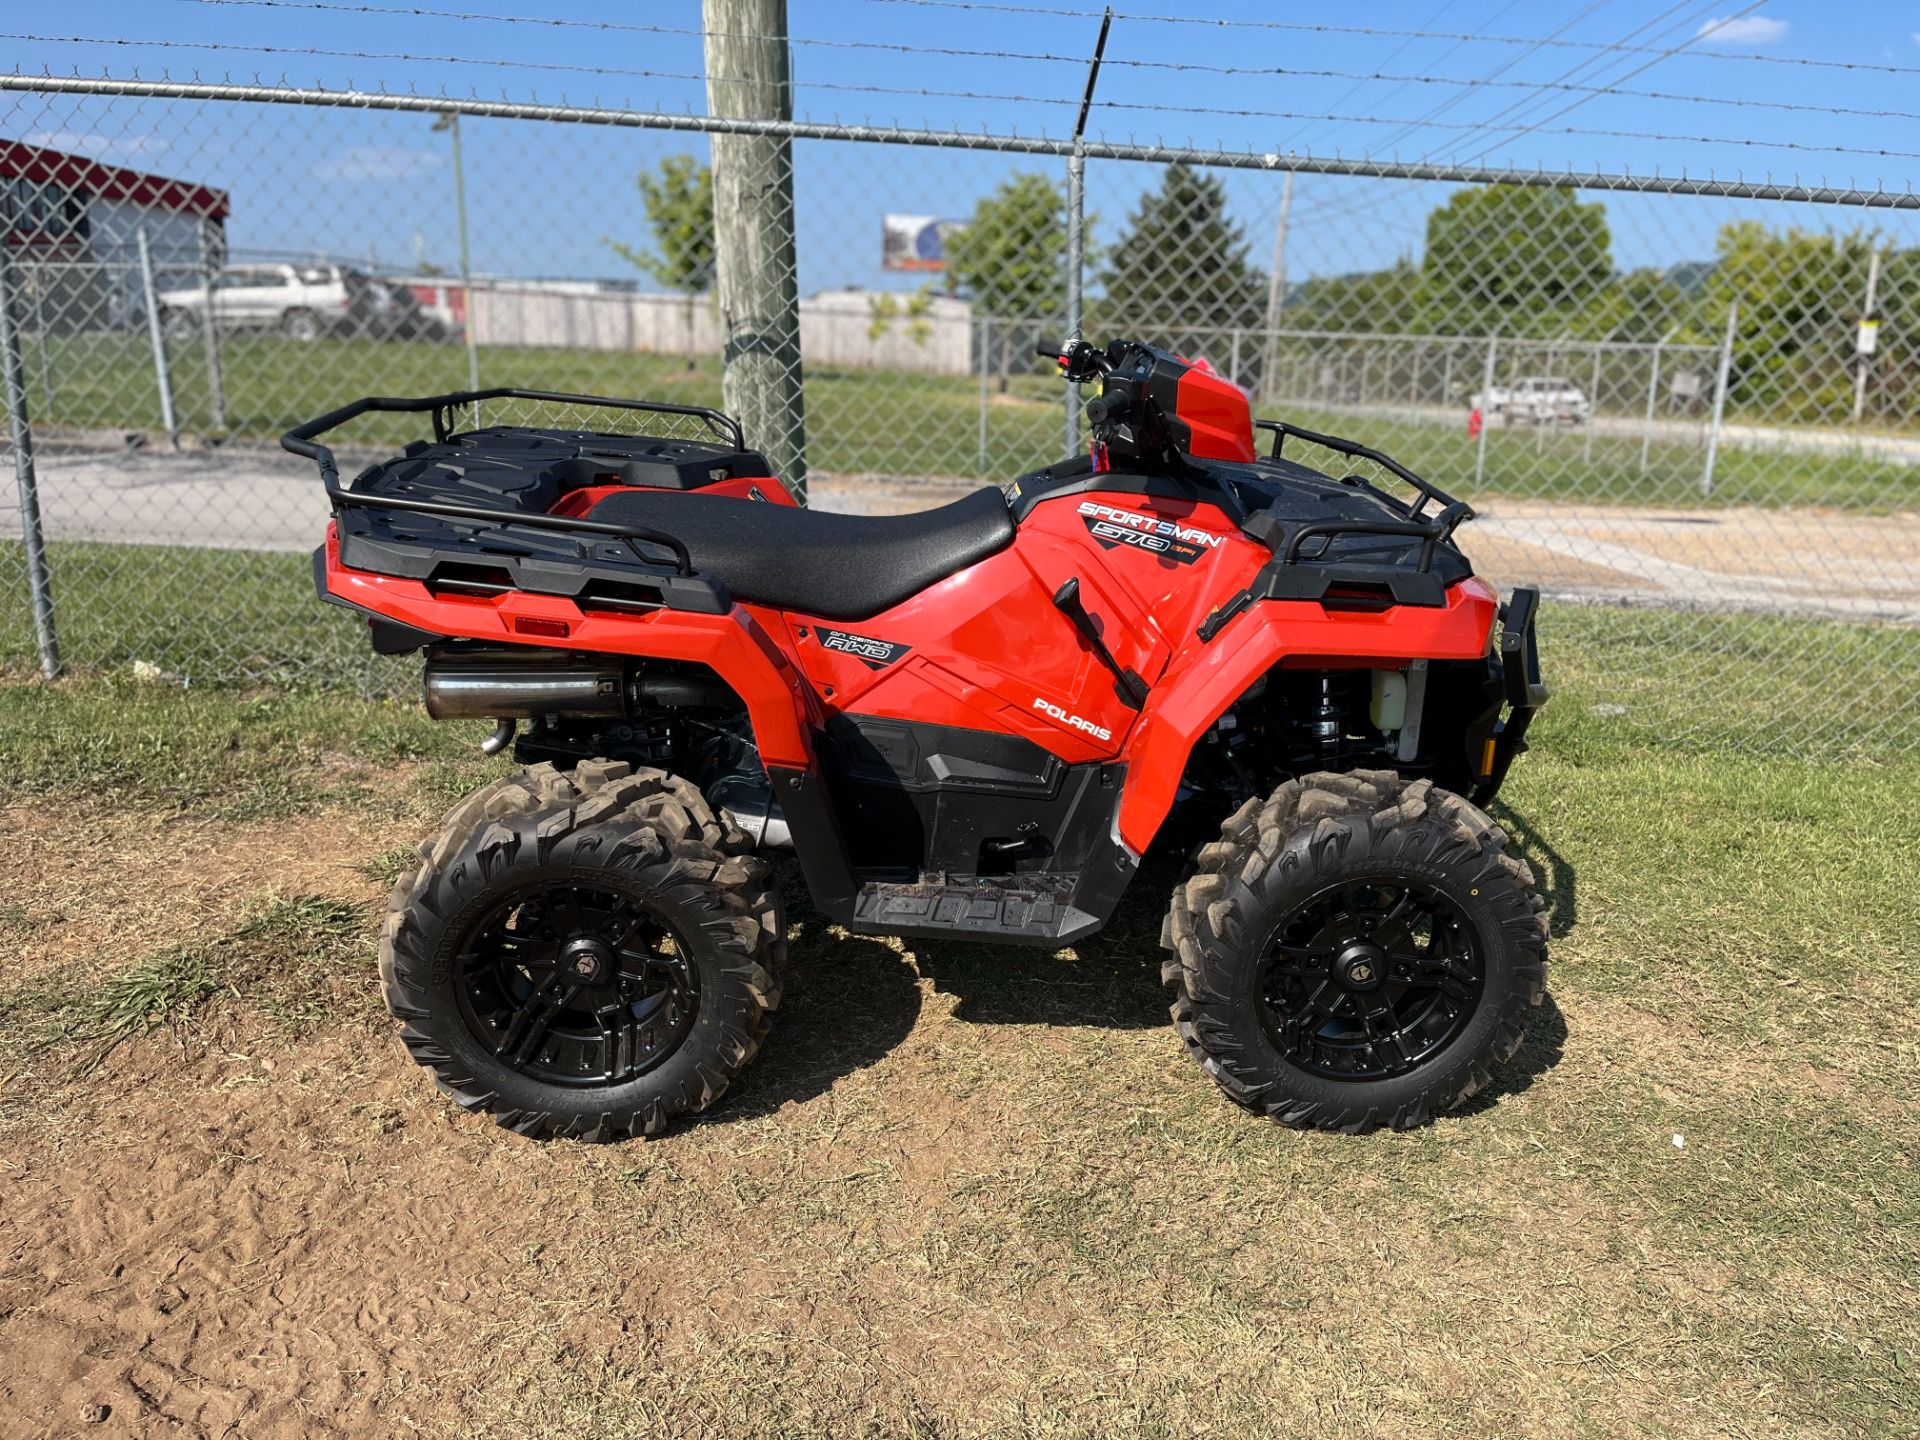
[287,337,1550,1141]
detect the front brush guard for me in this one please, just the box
[1471,586,1550,804]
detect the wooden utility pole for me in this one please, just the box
[703,0,808,500]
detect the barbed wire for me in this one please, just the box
[0,31,1087,106]
[1101,66,1920,128]
[864,0,1920,78]
[1086,99,1920,165]
[154,0,1090,65]
[8,70,1916,209]
[21,33,1912,166]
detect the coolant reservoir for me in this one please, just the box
[1370,669,1408,731]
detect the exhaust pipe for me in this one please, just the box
[423,652,627,721]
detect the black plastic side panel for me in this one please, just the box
[822,716,1096,877]
[334,513,731,615]
[775,717,1139,944]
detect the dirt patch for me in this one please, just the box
[1458,532,1647,591]
[1,787,1915,1438]
[0,802,419,993]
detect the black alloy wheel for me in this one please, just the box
[1260,880,1483,1081]
[454,882,699,1089]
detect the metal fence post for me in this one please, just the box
[0,251,61,679]
[1640,329,1672,476]
[196,226,227,431]
[1064,145,1085,457]
[1474,333,1497,490]
[978,311,990,477]
[29,261,54,416]
[1583,345,1602,464]
[1702,302,1738,498]
[136,227,180,449]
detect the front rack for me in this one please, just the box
[281,388,746,578]
[1197,419,1480,639]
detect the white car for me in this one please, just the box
[1471,376,1592,426]
[156,263,438,342]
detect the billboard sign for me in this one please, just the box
[883,214,962,271]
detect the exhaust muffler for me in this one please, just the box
[423,651,627,721]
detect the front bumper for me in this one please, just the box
[1471,586,1550,804]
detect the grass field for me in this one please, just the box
[22,331,1920,510]
[0,624,1917,1435]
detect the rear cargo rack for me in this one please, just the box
[1197,419,1479,639]
[282,388,746,577]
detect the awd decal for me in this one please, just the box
[1032,696,1113,743]
[1076,500,1226,565]
[818,628,911,670]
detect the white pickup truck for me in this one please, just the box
[1471,376,1592,426]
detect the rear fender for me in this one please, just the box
[1114,578,1500,853]
[319,524,821,767]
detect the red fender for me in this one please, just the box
[320,525,821,768]
[1113,577,1500,853]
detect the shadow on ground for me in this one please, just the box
[904,856,1183,1030]
[1493,803,1579,940]
[693,871,924,1124]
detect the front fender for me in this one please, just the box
[1114,578,1500,854]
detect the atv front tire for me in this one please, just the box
[381,762,782,1141]
[1163,771,1548,1133]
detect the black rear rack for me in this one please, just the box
[282,388,746,578]
[1197,419,1479,639]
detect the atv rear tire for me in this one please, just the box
[381,763,782,1140]
[1162,771,1548,1133]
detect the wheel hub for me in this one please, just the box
[1335,941,1386,991]
[561,935,615,986]
[1260,879,1486,1081]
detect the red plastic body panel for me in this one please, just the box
[321,525,821,768]
[324,479,1497,856]
[1114,576,1498,852]
[1173,364,1257,463]
[549,474,797,517]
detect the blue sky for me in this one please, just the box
[9,2,1920,289]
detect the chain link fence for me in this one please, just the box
[2,77,1917,750]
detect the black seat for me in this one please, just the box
[586,486,1016,621]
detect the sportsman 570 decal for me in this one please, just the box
[1076,500,1227,565]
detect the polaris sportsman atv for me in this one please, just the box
[287,337,1550,1141]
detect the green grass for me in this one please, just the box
[2,893,370,1071]
[0,659,1915,1436]
[0,674,479,815]
[25,330,1920,509]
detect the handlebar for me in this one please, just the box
[1036,339,1111,384]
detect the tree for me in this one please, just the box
[1097,162,1265,371]
[1283,260,1421,334]
[1417,185,1612,337]
[608,153,715,370]
[1697,220,1888,422]
[942,172,1069,390]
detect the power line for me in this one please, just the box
[1453,1,1760,167]
[865,0,1920,79]
[1210,62,1920,127]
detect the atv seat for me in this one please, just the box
[585,486,1016,621]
